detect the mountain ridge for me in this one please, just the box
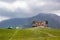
[0,13,60,29]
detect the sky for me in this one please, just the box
[0,0,60,21]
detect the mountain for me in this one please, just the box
[30,14,60,28]
[0,13,60,29]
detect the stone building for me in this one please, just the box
[32,21,48,28]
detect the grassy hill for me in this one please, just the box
[0,28,60,40]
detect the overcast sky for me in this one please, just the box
[0,0,60,21]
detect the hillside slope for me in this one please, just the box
[0,28,60,40]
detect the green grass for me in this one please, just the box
[0,28,60,40]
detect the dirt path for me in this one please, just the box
[9,30,19,40]
[30,27,57,37]
[46,33,57,37]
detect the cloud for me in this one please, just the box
[0,16,10,21]
[0,1,29,11]
[0,0,16,2]
[52,10,60,16]
[0,0,60,19]
[30,0,60,15]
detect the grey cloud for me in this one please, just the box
[0,0,16,2]
[28,0,60,13]
[0,0,60,3]
[43,0,60,3]
[0,8,36,18]
[0,0,60,18]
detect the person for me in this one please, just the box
[45,21,48,24]
[32,21,36,27]
[45,20,48,27]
